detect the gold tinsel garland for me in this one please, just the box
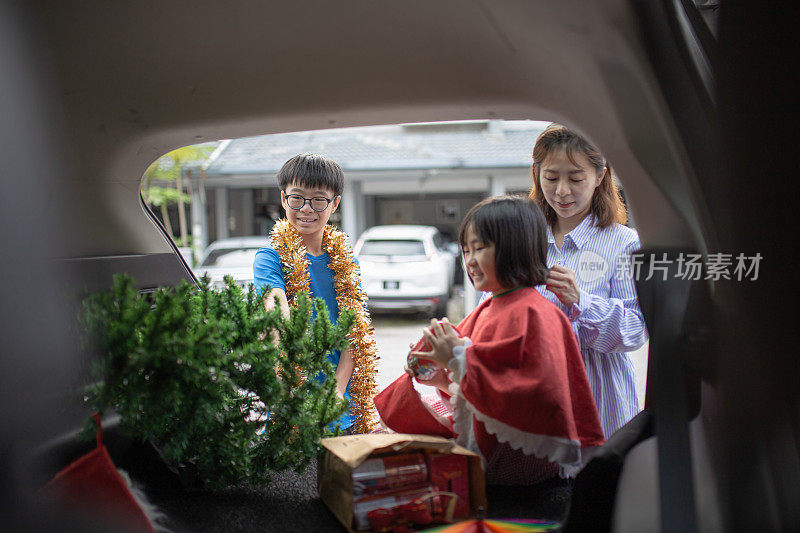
[269,219,379,433]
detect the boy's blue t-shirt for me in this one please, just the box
[253,243,354,430]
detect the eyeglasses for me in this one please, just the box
[283,193,336,212]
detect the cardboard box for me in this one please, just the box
[318,433,487,532]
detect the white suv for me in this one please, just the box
[193,236,271,291]
[354,225,456,317]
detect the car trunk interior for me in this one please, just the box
[2,0,797,531]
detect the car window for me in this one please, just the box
[200,247,261,267]
[359,239,426,256]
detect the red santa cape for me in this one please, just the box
[374,287,604,480]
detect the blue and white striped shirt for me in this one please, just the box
[479,214,648,438]
[542,215,647,438]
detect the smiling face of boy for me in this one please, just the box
[281,182,341,240]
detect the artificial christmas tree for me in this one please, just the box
[78,273,352,490]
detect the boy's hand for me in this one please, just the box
[409,318,464,369]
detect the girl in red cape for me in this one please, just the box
[374,196,604,485]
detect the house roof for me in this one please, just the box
[203,121,548,176]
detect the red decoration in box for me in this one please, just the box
[429,454,470,519]
[367,496,435,532]
[41,413,154,533]
[355,484,440,530]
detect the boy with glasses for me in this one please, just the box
[253,153,378,434]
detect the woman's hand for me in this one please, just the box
[408,318,464,369]
[545,265,581,307]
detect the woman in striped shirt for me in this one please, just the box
[529,124,648,438]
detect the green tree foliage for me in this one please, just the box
[143,145,214,184]
[80,274,352,490]
[142,144,215,246]
[144,185,190,208]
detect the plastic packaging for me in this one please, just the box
[352,452,428,495]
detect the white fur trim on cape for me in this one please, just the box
[447,357,594,479]
[448,380,484,467]
[447,337,471,382]
[117,468,171,532]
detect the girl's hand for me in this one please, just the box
[545,265,581,306]
[408,318,464,369]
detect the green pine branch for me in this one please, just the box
[80,273,352,490]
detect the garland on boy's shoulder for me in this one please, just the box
[270,219,379,433]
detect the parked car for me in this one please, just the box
[193,236,270,291]
[354,225,456,317]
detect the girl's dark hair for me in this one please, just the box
[458,196,549,288]
[529,123,627,228]
[276,153,345,196]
